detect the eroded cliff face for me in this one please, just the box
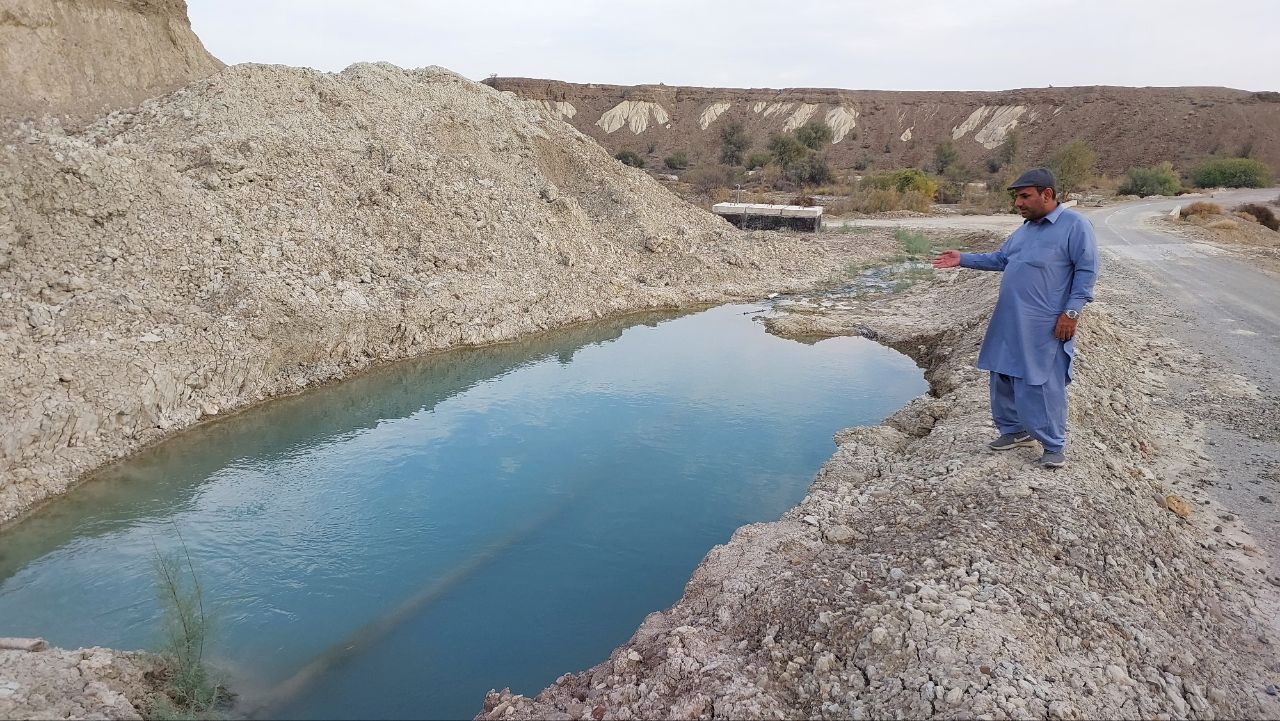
[0,0,223,120]
[486,78,1280,176]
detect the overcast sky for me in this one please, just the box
[188,0,1280,92]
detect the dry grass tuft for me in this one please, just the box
[1180,201,1223,218]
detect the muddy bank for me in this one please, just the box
[478,271,1280,720]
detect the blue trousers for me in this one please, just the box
[988,352,1069,454]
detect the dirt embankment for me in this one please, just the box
[0,62,891,526]
[478,271,1280,721]
[0,0,223,121]
[485,77,1280,177]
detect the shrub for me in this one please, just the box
[1234,203,1279,231]
[148,543,227,719]
[1180,201,1222,217]
[1190,157,1273,188]
[865,169,939,199]
[663,151,688,170]
[684,165,733,194]
[614,149,644,168]
[986,157,1003,173]
[854,188,903,213]
[784,154,832,185]
[1118,161,1181,197]
[795,121,833,150]
[719,122,752,165]
[936,182,964,204]
[895,228,932,256]
[745,153,772,170]
[899,190,932,213]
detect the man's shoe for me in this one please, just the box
[1040,451,1066,468]
[989,432,1036,451]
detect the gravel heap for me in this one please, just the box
[0,646,151,719]
[479,271,1280,720]
[0,62,875,524]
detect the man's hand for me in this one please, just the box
[1054,313,1078,341]
[932,250,961,269]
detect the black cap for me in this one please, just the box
[1008,167,1056,192]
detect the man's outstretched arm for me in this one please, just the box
[932,241,1010,271]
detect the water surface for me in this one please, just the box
[0,304,926,719]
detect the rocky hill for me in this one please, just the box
[485,78,1280,177]
[0,0,223,121]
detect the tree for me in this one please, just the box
[998,130,1019,166]
[663,151,689,170]
[767,133,808,169]
[934,140,959,174]
[1047,140,1096,198]
[719,122,752,165]
[795,121,833,150]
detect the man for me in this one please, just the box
[931,167,1098,468]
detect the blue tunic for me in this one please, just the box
[960,205,1099,386]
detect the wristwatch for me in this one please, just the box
[1064,309,1080,320]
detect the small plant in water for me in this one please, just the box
[146,536,229,720]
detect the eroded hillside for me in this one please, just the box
[485,78,1280,175]
[0,0,223,120]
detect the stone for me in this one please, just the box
[1164,495,1192,518]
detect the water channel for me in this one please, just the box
[0,303,927,719]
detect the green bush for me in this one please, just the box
[865,169,939,199]
[745,152,772,170]
[1191,157,1273,188]
[895,228,931,256]
[795,121,833,150]
[789,155,832,185]
[719,122,752,165]
[1118,161,1181,197]
[614,149,644,168]
[663,151,688,170]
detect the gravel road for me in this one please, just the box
[1080,190,1280,579]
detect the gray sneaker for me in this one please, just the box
[989,432,1036,451]
[1040,451,1066,468]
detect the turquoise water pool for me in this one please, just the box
[0,303,926,719]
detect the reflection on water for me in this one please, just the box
[0,304,926,720]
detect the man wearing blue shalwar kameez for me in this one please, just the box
[932,167,1098,468]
